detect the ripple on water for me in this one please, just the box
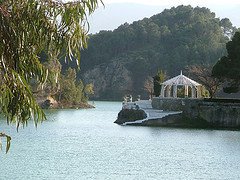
[0,101,240,179]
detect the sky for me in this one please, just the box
[88,0,240,34]
[103,0,240,6]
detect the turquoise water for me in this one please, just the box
[1,101,240,179]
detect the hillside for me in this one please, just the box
[70,5,237,100]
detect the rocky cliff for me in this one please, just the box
[83,61,133,100]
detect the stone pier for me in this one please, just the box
[152,97,240,128]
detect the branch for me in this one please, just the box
[0,132,11,153]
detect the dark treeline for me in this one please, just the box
[63,5,237,100]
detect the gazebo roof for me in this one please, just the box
[162,71,201,86]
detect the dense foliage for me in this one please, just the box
[212,31,240,93]
[75,5,237,100]
[0,0,101,153]
[186,65,221,98]
[56,68,94,106]
[153,70,167,96]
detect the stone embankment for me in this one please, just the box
[152,97,240,128]
[116,98,240,129]
[115,100,182,126]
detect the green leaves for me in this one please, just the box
[0,0,101,152]
[0,0,101,122]
[212,31,240,92]
[57,68,86,105]
[153,70,167,96]
[0,70,46,131]
[84,83,94,96]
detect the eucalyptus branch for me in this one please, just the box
[0,0,101,153]
[0,132,11,153]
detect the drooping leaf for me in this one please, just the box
[0,0,102,152]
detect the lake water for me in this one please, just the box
[1,101,240,179]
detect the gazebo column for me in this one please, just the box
[160,85,165,97]
[191,86,196,98]
[197,86,202,98]
[173,85,177,98]
[166,85,171,97]
[184,85,188,97]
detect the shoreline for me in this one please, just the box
[40,98,95,109]
[116,99,240,131]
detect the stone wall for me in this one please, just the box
[152,97,240,127]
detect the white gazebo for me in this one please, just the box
[160,71,202,98]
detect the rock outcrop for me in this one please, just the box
[39,96,59,109]
[38,96,94,109]
[114,109,147,125]
[83,61,133,100]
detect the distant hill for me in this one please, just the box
[88,3,240,34]
[65,5,237,100]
